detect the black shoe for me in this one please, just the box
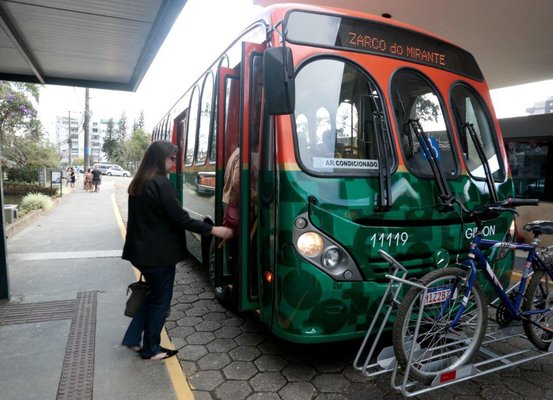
[160,346,178,354]
[141,349,178,360]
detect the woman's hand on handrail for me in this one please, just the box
[211,226,234,240]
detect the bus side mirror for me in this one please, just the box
[263,47,295,115]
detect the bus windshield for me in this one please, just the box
[294,58,393,176]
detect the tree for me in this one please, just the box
[132,110,145,132]
[0,81,58,170]
[125,128,149,172]
[0,81,38,141]
[102,118,118,161]
[116,111,127,142]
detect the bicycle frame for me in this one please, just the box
[449,234,553,327]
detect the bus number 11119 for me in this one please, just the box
[370,232,409,248]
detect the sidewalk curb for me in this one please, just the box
[5,189,74,239]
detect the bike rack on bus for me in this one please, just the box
[354,249,553,397]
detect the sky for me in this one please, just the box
[36,0,553,140]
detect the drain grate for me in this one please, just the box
[56,291,97,400]
[0,299,76,326]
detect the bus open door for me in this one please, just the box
[212,42,266,312]
[212,65,239,301]
[237,41,265,312]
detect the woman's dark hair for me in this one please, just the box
[128,140,177,196]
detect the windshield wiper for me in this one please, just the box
[406,119,455,211]
[368,94,392,211]
[460,122,499,203]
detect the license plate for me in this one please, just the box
[424,285,453,305]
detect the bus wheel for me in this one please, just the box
[208,238,235,305]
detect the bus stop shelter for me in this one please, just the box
[0,0,187,299]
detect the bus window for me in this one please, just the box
[336,101,359,156]
[197,73,214,165]
[451,84,505,181]
[391,70,458,178]
[294,58,392,176]
[295,114,310,149]
[315,107,331,145]
[209,80,218,163]
[185,87,200,165]
[162,117,169,141]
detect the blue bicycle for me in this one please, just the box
[392,198,553,383]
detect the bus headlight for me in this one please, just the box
[297,232,324,257]
[322,247,342,268]
[293,211,364,281]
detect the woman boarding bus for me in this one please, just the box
[151,4,514,343]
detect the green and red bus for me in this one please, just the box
[151,4,515,343]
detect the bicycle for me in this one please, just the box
[392,197,553,384]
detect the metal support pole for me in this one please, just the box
[68,111,72,166]
[84,88,90,171]
[0,160,11,300]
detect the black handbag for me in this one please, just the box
[124,274,150,317]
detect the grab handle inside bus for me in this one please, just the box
[263,47,295,115]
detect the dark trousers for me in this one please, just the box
[122,264,176,357]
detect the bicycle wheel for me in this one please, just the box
[522,268,553,350]
[393,267,487,384]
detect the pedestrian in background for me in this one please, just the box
[121,140,233,360]
[84,168,93,192]
[69,167,76,189]
[65,166,71,187]
[91,166,102,192]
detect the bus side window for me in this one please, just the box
[196,73,214,165]
[185,87,200,165]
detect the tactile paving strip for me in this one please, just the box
[0,299,77,325]
[56,291,97,400]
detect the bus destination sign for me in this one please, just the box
[285,10,483,81]
[347,31,446,68]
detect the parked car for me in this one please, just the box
[93,163,116,174]
[105,165,131,177]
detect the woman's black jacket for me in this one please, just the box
[122,174,212,266]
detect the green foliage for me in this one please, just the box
[102,118,118,161]
[0,81,58,170]
[7,166,39,183]
[132,111,145,132]
[103,111,149,170]
[72,157,84,167]
[117,111,127,142]
[124,128,150,172]
[415,96,440,122]
[0,81,38,140]
[19,192,52,213]
[3,133,59,169]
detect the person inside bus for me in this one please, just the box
[319,129,342,158]
[221,145,241,284]
[121,140,233,360]
[222,146,240,233]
